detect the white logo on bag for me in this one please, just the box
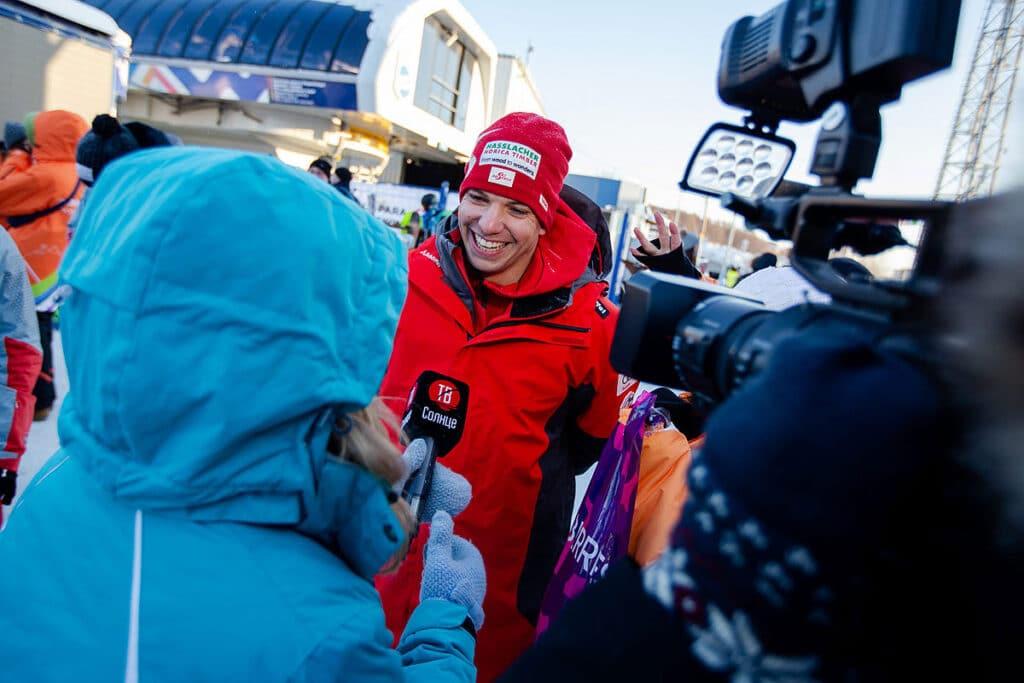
[568,516,610,579]
[488,166,516,187]
[479,140,542,179]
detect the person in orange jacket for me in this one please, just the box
[0,122,32,184]
[626,389,708,566]
[0,110,87,420]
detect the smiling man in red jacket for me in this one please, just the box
[376,113,636,680]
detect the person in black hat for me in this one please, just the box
[751,252,778,272]
[332,166,360,206]
[308,157,333,183]
[71,115,179,242]
[76,114,179,187]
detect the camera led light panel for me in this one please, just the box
[682,123,796,201]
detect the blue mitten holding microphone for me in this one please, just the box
[399,439,472,519]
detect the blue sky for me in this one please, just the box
[462,0,1021,213]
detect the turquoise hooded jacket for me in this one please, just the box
[0,148,476,682]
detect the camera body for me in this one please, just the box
[612,0,960,403]
[719,0,960,124]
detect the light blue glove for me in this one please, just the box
[399,440,472,519]
[421,510,486,631]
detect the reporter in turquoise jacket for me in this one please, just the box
[0,147,478,682]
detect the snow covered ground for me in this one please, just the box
[4,331,595,517]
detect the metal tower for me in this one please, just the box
[934,0,1024,201]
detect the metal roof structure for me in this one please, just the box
[81,0,371,73]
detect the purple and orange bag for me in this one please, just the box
[535,391,657,636]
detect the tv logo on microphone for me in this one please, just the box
[403,371,469,456]
[429,380,462,411]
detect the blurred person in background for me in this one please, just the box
[736,252,778,285]
[308,156,333,182]
[0,110,87,421]
[71,114,179,240]
[413,192,438,246]
[0,122,32,183]
[0,229,42,526]
[75,114,180,189]
[333,166,361,206]
[751,252,778,273]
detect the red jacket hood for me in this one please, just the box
[439,196,598,300]
[32,110,87,163]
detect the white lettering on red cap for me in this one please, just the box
[480,140,541,179]
[488,166,516,187]
[538,194,549,212]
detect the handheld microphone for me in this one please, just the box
[400,371,469,523]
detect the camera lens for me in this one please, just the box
[673,296,770,401]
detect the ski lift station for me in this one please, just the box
[4,0,545,184]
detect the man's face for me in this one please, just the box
[458,188,545,286]
[308,166,329,182]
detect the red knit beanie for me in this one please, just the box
[459,112,571,229]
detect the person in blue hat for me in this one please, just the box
[0,147,484,682]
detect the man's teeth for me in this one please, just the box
[474,233,505,251]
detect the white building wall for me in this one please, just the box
[492,55,545,119]
[360,0,498,156]
[0,11,116,124]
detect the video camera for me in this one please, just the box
[612,0,961,406]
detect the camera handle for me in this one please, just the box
[723,94,883,233]
[809,95,883,192]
